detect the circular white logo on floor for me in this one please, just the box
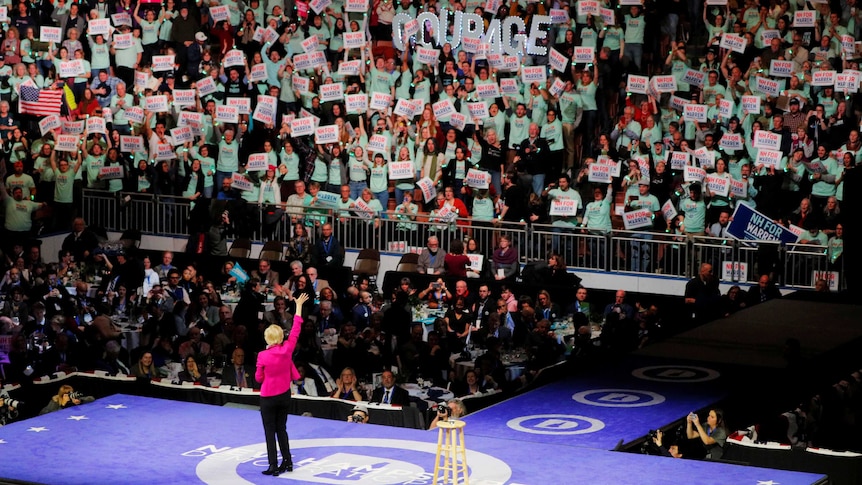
[572,389,666,408]
[506,414,605,435]
[195,438,512,485]
[631,365,720,383]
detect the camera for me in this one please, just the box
[351,413,365,423]
[1,397,22,409]
[432,283,441,290]
[69,391,83,401]
[437,405,450,419]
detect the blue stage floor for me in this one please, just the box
[465,358,728,450]
[0,394,826,485]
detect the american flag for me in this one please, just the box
[19,84,63,116]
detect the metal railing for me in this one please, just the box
[78,189,840,290]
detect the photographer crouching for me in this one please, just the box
[0,378,23,426]
[39,385,94,415]
[428,399,466,430]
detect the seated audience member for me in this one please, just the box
[95,340,131,376]
[220,348,257,389]
[178,326,212,362]
[39,385,95,415]
[746,275,781,307]
[370,370,410,405]
[417,236,447,275]
[264,296,293,331]
[476,313,512,348]
[132,352,161,379]
[177,355,209,386]
[491,235,519,280]
[525,319,565,372]
[61,218,99,263]
[603,290,635,321]
[418,279,452,309]
[153,250,177,280]
[251,259,280,292]
[453,369,494,397]
[290,363,319,396]
[330,366,365,401]
[720,286,747,317]
[566,286,591,316]
[306,266,329,297]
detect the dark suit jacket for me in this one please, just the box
[313,236,345,269]
[746,284,781,307]
[369,385,411,406]
[476,325,512,348]
[251,270,280,287]
[221,364,258,388]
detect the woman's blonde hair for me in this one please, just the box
[53,385,73,402]
[264,324,284,346]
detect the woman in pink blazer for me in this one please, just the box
[255,293,309,476]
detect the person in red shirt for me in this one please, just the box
[444,239,471,278]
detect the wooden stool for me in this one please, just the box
[433,419,468,485]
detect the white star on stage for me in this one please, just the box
[105,404,127,410]
[27,427,49,433]
[757,481,781,485]
[67,415,88,421]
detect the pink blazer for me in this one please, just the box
[255,315,302,397]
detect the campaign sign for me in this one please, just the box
[252,27,265,43]
[246,153,269,171]
[548,48,568,72]
[450,113,466,131]
[210,5,229,21]
[55,135,79,152]
[293,75,310,93]
[842,34,856,53]
[719,133,743,150]
[549,198,579,216]
[793,10,815,28]
[40,26,62,43]
[393,99,414,118]
[682,69,705,87]
[476,82,501,99]
[403,19,420,38]
[111,12,132,27]
[669,95,690,113]
[344,32,365,49]
[661,199,677,222]
[194,76,216,97]
[812,270,840,291]
[367,134,389,153]
[113,33,133,49]
[291,117,315,136]
[718,98,734,119]
[669,151,690,170]
[253,95,277,125]
[549,78,566,97]
[719,33,747,53]
[320,83,344,102]
[499,78,519,94]
[753,130,781,150]
[120,135,144,153]
[836,73,858,92]
[416,177,436,202]
[152,55,174,72]
[314,191,340,208]
[756,149,782,168]
[588,163,613,183]
[215,105,239,124]
[249,63,268,82]
[370,92,392,111]
[467,254,484,272]
[155,143,176,160]
[315,125,339,144]
[467,102,489,120]
[600,7,615,25]
[99,165,124,180]
[59,60,85,78]
[684,165,706,183]
[231,173,253,191]
[124,107,144,124]
[39,115,61,135]
[694,147,715,170]
[227,97,251,115]
[521,66,546,84]
[627,75,648,94]
[309,0,332,15]
[683,104,708,123]
[345,94,368,114]
[721,261,748,281]
[729,178,747,198]
[223,50,245,68]
[653,75,677,93]
[302,35,319,53]
[577,0,598,15]
[761,29,780,44]
[502,56,519,71]
[770,60,793,77]
[134,70,149,88]
[432,99,455,119]
[461,36,481,53]
[264,27,279,44]
[173,89,196,107]
[755,76,779,97]
[345,0,368,12]
[466,168,490,189]
[623,209,654,230]
[728,203,800,244]
[89,18,111,35]
[388,161,414,180]
[705,174,729,197]
[338,60,362,76]
[741,95,761,114]
[812,70,836,86]
[86,116,106,135]
[144,94,169,113]
[416,47,439,65]
[170,126,193,145]
[574,47,594,64]
[62,120,84,134]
